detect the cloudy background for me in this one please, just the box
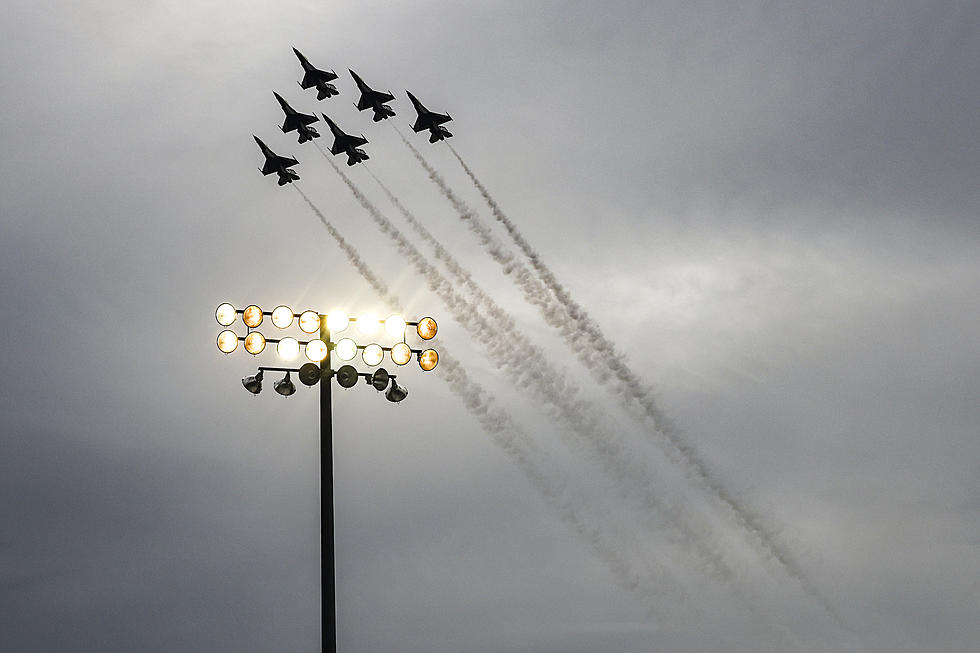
[2,1,978,651]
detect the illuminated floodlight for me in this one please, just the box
[299,310,321,334]
[356,313,380,336]
[335,338,357,361]
[244,331,266,355]
[362,343,383,366]
[418,348,438,371]
[326,310,349,333]
[384,314,406,338]
[277,336,300,360]
[390,342,411,366]
[417,316,437,340]
[216,330,238,354]
[243,305,263,328]
[215,303,236,326]
[271,305,294,329]
[305,339,328,362]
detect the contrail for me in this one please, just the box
[396,132,832,613]
[292,183,683,609]
[308,152,740,586]
[445,143,844,622]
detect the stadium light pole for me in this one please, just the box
[214,303,438,653]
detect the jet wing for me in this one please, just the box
[301,69,338,88]
[357,89,395,110]
[282,111,318,132]
[412,111,451,133]
[261,154,298,175]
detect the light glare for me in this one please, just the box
[326,310,349,333]
[271,305,293,329]
[335,338,357,361]
[243,305,263,328]
[356,313,380,335]
[215,303,236,326]
[216,330,238,353]
[390,342,411,366]
[299,310,321,334]
[277,337,300,360]
[384,314,406,338]
[362,343,383,366]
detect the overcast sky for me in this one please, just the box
[1,1,978,651]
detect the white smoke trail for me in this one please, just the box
[308,153,740,585]
[292,183,682,608]
[441,143,841,620]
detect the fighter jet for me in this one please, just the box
[293,48,339,100]
[322,114,369,166]
[407,91,453,143]
[349,69,395,122]
[254,136,300,186]
[274,91,320,144]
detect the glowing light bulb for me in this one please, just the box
[243,305,263,328]
[277,337,300,360]
[299,310,321,334]
[362,343,383,366]
[215,303,236,326]
[418,348,438,371]
[356,313,380,335]
[384,314,406,338]
[417,316,437,340]
[390,342,411,366]
[305,339,328,363]
[216,330,238,353]
[271,305,293,329]
[244,331,266,355]
[326,310,349,333]
[335,338,357,361]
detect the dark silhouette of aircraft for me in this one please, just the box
[274,92,320,143]
[349,69,395,121]
[254,136,299,185]
[293,48,339,100]
[407,91,453,143]
[322,114,369,166]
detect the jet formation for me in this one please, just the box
[256,48,455,182]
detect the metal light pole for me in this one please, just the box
[214,303,438,653]
[318,317,336,653]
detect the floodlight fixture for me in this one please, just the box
[362,343,383,367]
[277,336,300,360]
[390,342,412,366]
[242,369,263,394]
[417,316,438,340]
[305,339,328,362]
[243,305,263,328]
[384,314,406,338]
[326,310,350,333]
[336,365,359,388]
[299,310,321,334]
[217,329,238,354]
[215,303,237,326]
[271,305,294,329]
[356,313,380,336]
[335,338,357,361]
[274,371,296,396]
[371,367,390,391]
[299,362,322,386]
[385,379,408,403]
[244,331,266,355]
[419,348,438,371]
